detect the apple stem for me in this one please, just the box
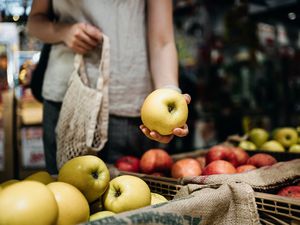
[91,171,98,179]
[115,189,121,197]
[168,103,175,113]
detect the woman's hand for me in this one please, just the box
[140,93,191,144]
[62,22,102,54]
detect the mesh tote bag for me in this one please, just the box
[56,35,110,169]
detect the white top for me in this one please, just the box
[42,0,153,116]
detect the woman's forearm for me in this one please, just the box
[147,0,179,90]
[27,0,69,44]
[27,14,68,44]
[148,41,179,89]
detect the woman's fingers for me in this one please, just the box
[66,23,102,54]
[140,125,174,144]
[84,23,103,43]
[173,124,189,137]
[183,93,191,104]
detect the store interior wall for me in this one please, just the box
[0,0,300,175]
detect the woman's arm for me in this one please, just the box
[27,0,102,54]
[146,0,178,89]
[140,0,190,144]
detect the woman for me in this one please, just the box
[27,0,190,174]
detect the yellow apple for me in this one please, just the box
[58,155,110,203]
[260,140,285,152]
[151,192,168,205]
[141,88,188,135]
[289,144,300,153]
[89,211,115,221]
[274,127,298,148]
[47,182,90,225]
[238,140,257,151]
[0,181,58,225]
[103,175,151,213]
[248,128,269,148]
[25,171,55,184]
[0,179,19,189]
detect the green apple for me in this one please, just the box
[274,127,298,148]
[89,211,115,221]
[248,128,269,148]
[141,88,188,135]
[151,192,168,205]
[103,175,151,213]
[0,179,19,189]
[0,181,58,225]
[58,155,110,203]
[25,171,55,185]
[289,144,300,153]
[47,182,90,225]
[260,140,285,152]
[238,140,257,151]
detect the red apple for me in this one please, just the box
[277,186,300,199]
[236,164,256,173]
[139,149,173,174]
[230,147,249,166]
[246,153,277,168]
[115,156,140,173]
[206,145,238,167]
[202,160,237,175]
[195,156,206,170]
[171,158,202,179]
[150,172,165,177]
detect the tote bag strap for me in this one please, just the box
[72,34,110,151]
[73,34,110,89]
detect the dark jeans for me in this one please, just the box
[98,115,159,164]
[43,100,158,174]
[43,100,61,175]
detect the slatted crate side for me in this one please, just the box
[255,192,300,221]
[120,170,300,223]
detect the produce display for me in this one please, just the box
[115,146,278,177]
[0,155,168,225]
[238,127,300,152]
[115,145,300,201]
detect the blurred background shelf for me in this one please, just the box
[1,0,300,179]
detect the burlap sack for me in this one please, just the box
[180,159,300,192]
[56,35,110,169]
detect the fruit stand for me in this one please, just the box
[1,135,299,225]
[116,170,300,225]
[112,144,300,225]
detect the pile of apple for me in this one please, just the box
[0,155,168,225]
[116,147,280,178]
[116,148,300,199]
[238,127,300,153]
